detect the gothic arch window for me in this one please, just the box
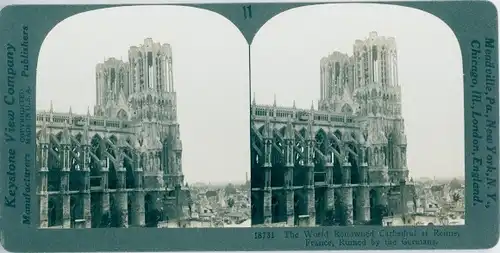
[387,133,395,169]
[110,68,116,87]
[373,147,379,165]
[364,148,369,164]
[116,109,128,120]
[97,107,106,116]
[334,62,340,79]
[372,45,378,61]
[341,104,353,115]
[362,46,369,79]
[381,47,387,86]
[328,64,334,87]
[382,146,388,166]
[391,51,398,87]
[343,63,349,84]
[362,130,368,143]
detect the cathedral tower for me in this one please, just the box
[352,31,401,118]
[128,38,176,122]
[126,38,183,189]
[94,58,130,118]
[319,51,355,113]
[36,38,188,229]
[351,32,408,184]
[93,38,184,189]
[250,32,415,227]
[319,31,409,188]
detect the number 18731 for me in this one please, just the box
[254,231,275,239]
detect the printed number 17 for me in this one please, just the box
[243,5,252,19]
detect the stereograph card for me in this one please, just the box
[0,0,498,251]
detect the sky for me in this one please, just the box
[36,3,465,184]
[36,6,250,184]
[251,4,465,179]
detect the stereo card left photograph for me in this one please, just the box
[34,5,250,229]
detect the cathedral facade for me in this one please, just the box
[250,32,416,227]
[36,38,190,229]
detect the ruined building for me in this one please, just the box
[250,32,417,227]
[36,38,190,228]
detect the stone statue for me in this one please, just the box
[176,154,181,166]
[343,154,349,165]
[394,148,401,167]
[401,148,407,165]
[308,147,314,164]
[156,155,160,170]
[359,148,365,163]
[146,154,152,172]
[381,149,386,166]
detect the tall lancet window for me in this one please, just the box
[138,57,144,91]
[390,51,395,87]
[110,68,116,92]
[354,52,359,88]
[328,65,334,98]
[159,56,163,91]
[128,60,133,93]
[363,47,369,85]
[164,57,169,92]
[392,52,398,86]
[96,73,100,105]
[321,66,325,100]
[343,63,349,86]
[157,56,161,93]
[156,152,162,171]
[381,48,387,86]
[334,61,340,90]
[139,153,145,170]
[118,69,122,94]
[132,60,137,92]
[162,140,169,173]
[147,51,154,89]
[167,58,174,92]
[372,45,379,83]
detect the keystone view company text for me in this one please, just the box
[3,24,32,225]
